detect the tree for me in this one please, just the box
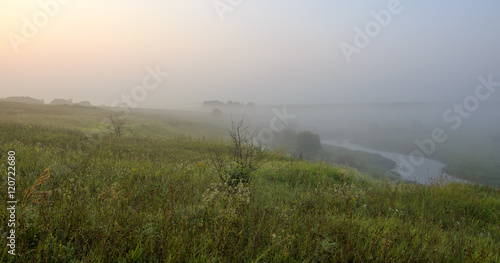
[296,131,322,158]
[203,100,225,107]
[107,111,127,137]
[273,128,298,152]
[210,118,267,186]
[77,101,92,107]
[49,98,73,105]
[212,108,223,117]
[227,100,243,107]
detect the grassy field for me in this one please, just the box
[0,102,499,262]
[316,145,401,182]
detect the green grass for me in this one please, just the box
[317,145,400,182]
[347,122,500,187]
[0,102,499,262]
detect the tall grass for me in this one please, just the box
[0,116,498,262]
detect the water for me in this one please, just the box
[322,140,467,185]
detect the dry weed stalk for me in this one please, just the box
[21,166,52,212]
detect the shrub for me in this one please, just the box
[212,108,223,117]
[210,119,267,186]
[296,131,322,158]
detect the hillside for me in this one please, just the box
[0,97,44,105]
[0,102,499,262]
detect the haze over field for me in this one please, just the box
[2,2,500,261]
[1,0,500,108]
[1,1,500,186]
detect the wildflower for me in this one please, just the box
[272,234,276,238]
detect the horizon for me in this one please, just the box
[1,1,499,108]
[3,95,500,111]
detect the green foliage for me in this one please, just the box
[0,103,498,262]
[224,161,252,186]
[296,130,322,158]
[210,119,267,187]
[317,144,401,182]
[272,128,298,152]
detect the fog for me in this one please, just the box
[1,1,500,108]
[2,1,500,184]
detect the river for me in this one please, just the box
[322,140,467,185]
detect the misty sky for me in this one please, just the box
[1,1,499,108]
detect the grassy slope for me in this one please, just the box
[0,102,227,139]
[349,124,500,187]
[0,102,499,262]
[317,145,401,182]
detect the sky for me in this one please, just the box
[1,0,499,109]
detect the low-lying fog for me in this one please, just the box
[203,101,500,186]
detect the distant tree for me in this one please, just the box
[106,111,127,137]
[212,108,222,117]
[227,101,243,107]
[273,128,298,151]
[246,102,255,107]
[203,100,225,107]
[77,101,92,107]
[202,100,247,108]
[296,131,322,158]
[49,98,73,105]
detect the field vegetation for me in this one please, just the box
[0,102,499,262]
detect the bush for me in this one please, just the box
[212,108,222,117]
[210,119,267,186]
[296,131,322,158]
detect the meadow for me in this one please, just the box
[0,102,499,262]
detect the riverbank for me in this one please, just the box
[322,140,468,185]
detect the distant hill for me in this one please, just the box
[0,96,44,105]
[0,96,92,107]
